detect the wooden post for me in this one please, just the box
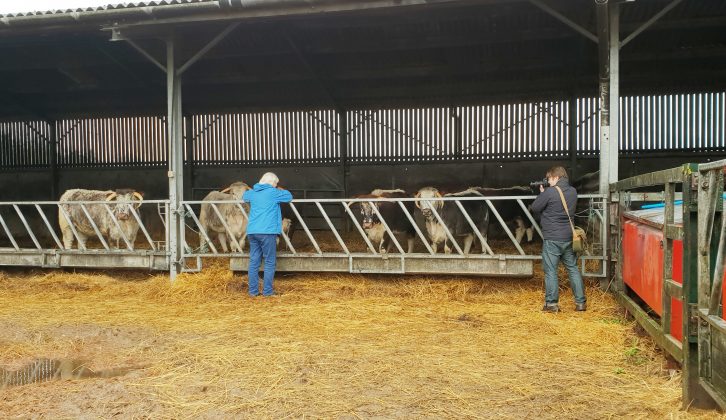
[339,109,348,198]
[49,121,58,200]
[184,115,194,200]
[683,163,718,409]
[568,95,577,180]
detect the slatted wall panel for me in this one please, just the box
[619,92,726,154]
[576,97,601,156]
[0,121,50,168]
[1,92,724,170]
[57,117,167,167]
[192,111,339,165]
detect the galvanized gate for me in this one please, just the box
[178,194,607,277]
[612,162,726,410]
[0,199,169,270]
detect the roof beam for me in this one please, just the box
[528,0,597,43]
[620,0,683,48]
[283,29,340,110]
[177,22,240,76]
[123,37,167,73]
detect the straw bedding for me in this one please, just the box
[0,260,721,419]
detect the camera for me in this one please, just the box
[529,178,548,189]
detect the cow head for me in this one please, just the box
[358,201,379,229]
[106,189,143,221]
[414,187,443,219]
[220,182,251,199]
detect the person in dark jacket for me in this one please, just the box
[529,166,586,313]
[242,172,293,297]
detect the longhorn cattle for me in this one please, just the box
[414,187,489,254]
[58,188,144,250]
[355,189,415,254]
[469,186,536,243]
[199,182,251,253]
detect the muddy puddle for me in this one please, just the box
[1,359,142,389]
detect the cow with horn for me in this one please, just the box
[198,182,252,253]
[414,187,489,254]
[58,188,144,250]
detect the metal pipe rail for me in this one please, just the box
[0,200,169,270]
[180,194,607,277]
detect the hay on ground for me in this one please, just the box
[0,261,720,419]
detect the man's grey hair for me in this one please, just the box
[259,172,279,187]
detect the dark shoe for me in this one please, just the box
[575,303,587,312]
[542,304,560,313]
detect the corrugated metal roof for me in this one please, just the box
[0,0,216,18]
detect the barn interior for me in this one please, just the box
[1,0,725,202]
[2,0,726,415]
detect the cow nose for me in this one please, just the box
[117,213,129,220]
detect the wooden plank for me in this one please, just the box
[616,292,683,361]
[665,278,683,299]
[611,165,688,191]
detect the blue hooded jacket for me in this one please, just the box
[243,183,293,234]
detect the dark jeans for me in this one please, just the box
[248,234,278,296]
[542,239,586,305]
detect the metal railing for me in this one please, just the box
[179,194,607,276]
[0,200,169,269]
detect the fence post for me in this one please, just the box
[682,163,717,409]
[184,115,194,200]
[568,95,577,180]
[49,121,58,200]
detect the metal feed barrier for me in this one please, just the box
[179,194,608,277]
[0,200,169,270]
[0,195,607,277]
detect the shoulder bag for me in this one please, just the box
[554,186,587,253]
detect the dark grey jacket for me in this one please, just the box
[529,179,577,241]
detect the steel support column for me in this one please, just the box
[167,37,184,280]
[596,0,619,195]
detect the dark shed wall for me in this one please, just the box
[1,156,721,201]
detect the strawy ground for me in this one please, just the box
[0,262,721,419]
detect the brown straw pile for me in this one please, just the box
[0,261,722,419]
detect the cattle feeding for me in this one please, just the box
[356,189,416,254]
[414,187,489,254]
[58,188,144,250]
[469,186,536,243]
[199,182,251,253]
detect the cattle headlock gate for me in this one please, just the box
[0,194,608,278]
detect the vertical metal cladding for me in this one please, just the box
[0,92,725,170]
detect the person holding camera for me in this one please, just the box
[529,166,586,313]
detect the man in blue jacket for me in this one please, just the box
[242,172,293,297]
[529,166,586,313]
